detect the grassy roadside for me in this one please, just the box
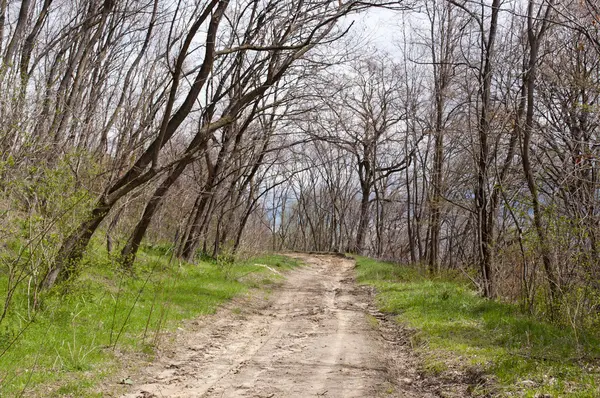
[0,244,298,397]
[354,256,600,397]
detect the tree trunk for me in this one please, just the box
[428,132,443,274]
[474,0,501,298]
[426,1,453,274]
[181,193,210,261]
[44,1,228,289]
[120,162,187,269]
[120,127,211,268]
[520,0,558,303]
[354,182,371,254]
[40,201,111,289]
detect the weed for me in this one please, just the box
[354,256,600,396]
[0,244,299,396]
[366,313,379,328]
[231,307,242,315]
[422,358,448,376]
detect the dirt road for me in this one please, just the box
[121,254,445,398]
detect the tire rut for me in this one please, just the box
[120,254,439,398]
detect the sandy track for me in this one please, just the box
[120,254,441,398]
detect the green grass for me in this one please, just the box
[239,253,301,270]
[0,244,298,397]
[355,256,600,397]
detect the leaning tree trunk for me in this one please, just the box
[120,163,188,269]
[40,201,111,289]
[233,185,257,252]
[42,0,227,289]
[180,193,211,261]
[120,130,211,268]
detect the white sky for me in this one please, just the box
[341,6,431,62]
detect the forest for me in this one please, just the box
[1,0,600,396]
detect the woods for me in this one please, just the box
[270,0,600,329]
[2,0,600,384]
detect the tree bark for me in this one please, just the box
[43,1,228,288]
[520,0,559,302]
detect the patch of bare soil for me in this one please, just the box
[114,254,470,397]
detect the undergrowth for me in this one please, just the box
[355,256,600,397]
[0,241,297,397]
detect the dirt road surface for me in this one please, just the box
[120,254,460,398]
